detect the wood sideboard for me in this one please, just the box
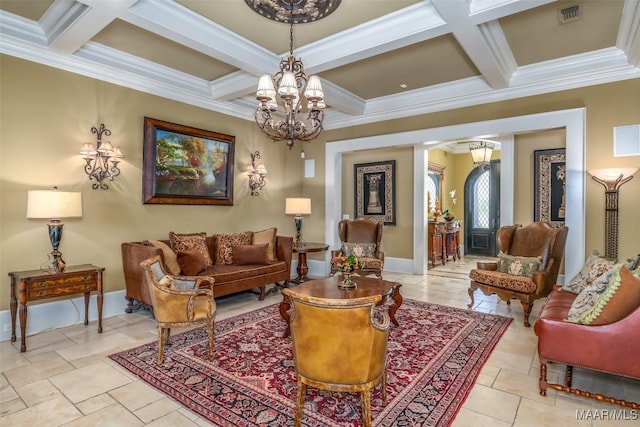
[427,221,461,268]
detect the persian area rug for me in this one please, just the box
[108,299,511,426]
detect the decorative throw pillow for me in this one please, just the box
[565,265,640,325]
[176,249,207,275]
[496,253,542,277]
[169,232,212,267]
[232,243,271,265]
[253,228,277,261]
[145,240,181,275]
[342,242,377,258]
[214,232,253,265]
[561,251,615,294]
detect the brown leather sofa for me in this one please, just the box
[534,282,640,408]
[122,235,292,312]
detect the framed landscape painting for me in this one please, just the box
[533,148,565,227]
[143,117,235,205]
[354,160,396,225]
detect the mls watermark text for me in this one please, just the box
[576,409,638,421]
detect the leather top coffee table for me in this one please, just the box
[279,275,402,338]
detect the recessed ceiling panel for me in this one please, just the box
[320,35,480,99]
[92,19,238,81]
[0,0,53,21]
[176,0,421,53]
[500,0,623,66]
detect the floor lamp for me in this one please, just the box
[27,187,83,272]
[588,168,638,261]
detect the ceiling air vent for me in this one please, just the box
[558,4,581,24]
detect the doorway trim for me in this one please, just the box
[325,108,585,279]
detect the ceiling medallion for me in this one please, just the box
[244,0,341,24]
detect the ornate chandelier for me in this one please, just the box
[249,0,340,149]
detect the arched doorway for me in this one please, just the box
[464,160,500,256]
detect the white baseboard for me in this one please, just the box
[0,290,128,342]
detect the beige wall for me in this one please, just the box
[323,79,640,263]
[0,56,305,310]
[2,55,639,311]
[341,147,414,259]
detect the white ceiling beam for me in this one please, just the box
[120,0,277,77]
[431,0,515,89]
[43,0,138,55]
[617,0,640,67]
[468,0,557,24]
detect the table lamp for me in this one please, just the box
[285,198,311,244]
[27,187,83,272]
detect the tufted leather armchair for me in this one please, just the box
[330,217,385,278]
[140,255,216,365]
[468,222,568,327]
[282,288,390,427]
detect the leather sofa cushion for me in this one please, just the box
[232,244,270,265]
[177,249,208,275]
[202,261,287,285]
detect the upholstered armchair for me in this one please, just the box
[140,255,216,365]
[468,222,568,327]
[282,287,390,427]
[331,217,385,278]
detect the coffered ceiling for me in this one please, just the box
[1,0,638,132]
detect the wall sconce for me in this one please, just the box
[248,151,267,196]
[469,140,495,169]
[27,187,82,272]
[285,198,311,244]
[588,167,639,261]
[80,124,123,190]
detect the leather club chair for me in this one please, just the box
[330,217,385,278]
[282,287,390,427]
[140,255,216,365]
[468,222,568,327]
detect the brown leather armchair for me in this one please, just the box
[331,217,385,278]
[140,255,216,365]
[282,288,390,427]
[468,222,568,327]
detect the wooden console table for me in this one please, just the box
[8,264,104,352]
[427,221,461,268]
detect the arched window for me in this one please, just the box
[473,170,490,228]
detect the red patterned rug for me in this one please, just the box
[109,299,511,426]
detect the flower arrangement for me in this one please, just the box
[331,254,362,272]
[442,189,457,221]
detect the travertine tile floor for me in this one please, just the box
[1,256,638,426]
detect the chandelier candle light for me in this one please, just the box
[251,0,338,149]
[80,124,123,190]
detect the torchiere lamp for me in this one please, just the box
[588,167,638,261]
[285,198,311,244]
[27,187,83,272]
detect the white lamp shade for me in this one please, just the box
[278,72,299,97]
[98,141,114,154]
[304,75,324,99]
[285,198,311,215]
[256,74,276,99]
[27,190,82,219]
[80,143,97,155]
[588,168,639,182]
[114,146,124,158]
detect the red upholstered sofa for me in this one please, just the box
[121,233,292,312]
[534,277,640,408]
